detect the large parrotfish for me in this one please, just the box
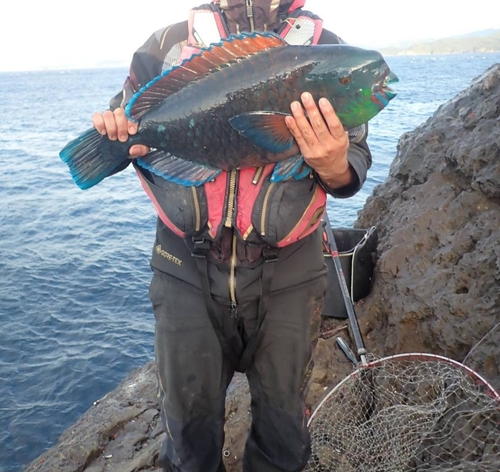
[60,31,398,189]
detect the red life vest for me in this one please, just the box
[136,4,327,248]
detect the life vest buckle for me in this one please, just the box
[190,237,211,258]
[263,247,279,263]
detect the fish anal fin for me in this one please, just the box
[137,150,221,186]
[229,111,294,153]
[127,32,286,121]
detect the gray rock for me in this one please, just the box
[356,64,500,392]
[23,65,500,472]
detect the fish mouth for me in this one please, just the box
[373,69,399,100]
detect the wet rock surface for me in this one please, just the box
[23,65,500,472]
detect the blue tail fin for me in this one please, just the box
[59,128,130,190]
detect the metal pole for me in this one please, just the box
[322,212,368,365]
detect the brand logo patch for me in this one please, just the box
[155,245,182,266]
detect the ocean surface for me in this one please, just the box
[1,52,499,472]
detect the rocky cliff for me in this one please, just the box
[355,63,500,387]
[23,64,500,472]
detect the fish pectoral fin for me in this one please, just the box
[229,112,294,153]
[137,150,221,187]
[271,156,311,182]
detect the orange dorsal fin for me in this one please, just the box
[126,32,287,121]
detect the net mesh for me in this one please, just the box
[305,353,500,472]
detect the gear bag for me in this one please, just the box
[321,224,378,318]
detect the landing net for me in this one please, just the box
[305,353,500,472]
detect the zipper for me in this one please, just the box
[225,170,239,317]
[229,233,238,319]
[225,170,237,228]
[246,0,255,32]
[260,182,275,237]
[191,186,201,232]
[252,166,264,185]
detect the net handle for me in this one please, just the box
[322,212,367,364]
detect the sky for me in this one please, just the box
[2,0,499,72]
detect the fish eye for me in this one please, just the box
[338,73,352,85]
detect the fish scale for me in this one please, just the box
[60,31,398,189]
[138,62,317,166]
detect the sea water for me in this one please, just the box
[0,52,499,471]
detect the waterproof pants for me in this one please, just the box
[150,269,327,472]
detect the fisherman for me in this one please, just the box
[92,1,372,471]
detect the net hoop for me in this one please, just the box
[309,352,500,426]
[306,351,500,471]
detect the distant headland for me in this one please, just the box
[379,29,500,55]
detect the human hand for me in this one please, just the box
[92,108,149,159]
[285,92,354,189]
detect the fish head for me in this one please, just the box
[309,45,399,129]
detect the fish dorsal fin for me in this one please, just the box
[126,32,287,121]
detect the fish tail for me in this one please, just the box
[59,128,130,189]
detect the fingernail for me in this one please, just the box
[302,92,312,102]
[291,102,300,111]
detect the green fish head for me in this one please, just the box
[309,46,399,129]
